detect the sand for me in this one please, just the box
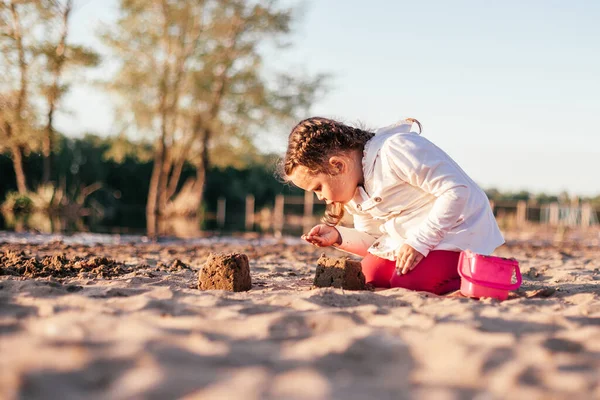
[1,227,599,399]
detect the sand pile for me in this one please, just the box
[0,250,132,279]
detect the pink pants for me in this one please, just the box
[361,250,461,295]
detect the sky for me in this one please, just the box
[56,0,600,196]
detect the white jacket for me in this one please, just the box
[335,119,504,260]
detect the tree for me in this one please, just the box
[36,0,99,183]
[182,1,326,212]
[102,0,326,237]
[102,0,208,237]
[39,0,99,183]
[0,0,99,189]
[0,0,34,193]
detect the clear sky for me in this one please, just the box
[56,0,600,196]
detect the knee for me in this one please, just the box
[361,254,394,288]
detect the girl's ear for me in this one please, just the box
[328,156,345,174]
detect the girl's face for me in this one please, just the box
[289,153,363,204]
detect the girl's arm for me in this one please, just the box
[332,208,382,257]
[333,226,378,257]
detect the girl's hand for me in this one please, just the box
[301,224,341,247]
[395,244,424,275]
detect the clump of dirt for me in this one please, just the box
[199,253,251,292]
[313,254,367,290]
[0,250,132,279]
[169,259,190,271]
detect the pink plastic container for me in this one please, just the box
[458,250,521,301]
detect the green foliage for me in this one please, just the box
[1,192,33,214]
[99,134,154,164]
[36,42,100,71]
[27,184,64,212]
[486,188,548,204]
[1,184,65,213]
[582,195,600,209]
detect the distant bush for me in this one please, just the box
[1,192,33,214]
[27,184,65,212]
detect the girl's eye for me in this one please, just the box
[314,186,321,192]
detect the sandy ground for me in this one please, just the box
[1,227,599,400]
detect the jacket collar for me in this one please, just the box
[361,119,417,180]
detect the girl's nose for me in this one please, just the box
[316,192,324,201]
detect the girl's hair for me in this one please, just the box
[278,117,375,226]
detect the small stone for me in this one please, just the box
[198,253,251,292]
[313,254,366,290]
[169,259,188,271]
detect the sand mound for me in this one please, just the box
[0,250,133,279]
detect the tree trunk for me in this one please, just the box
[194,155,207,213]
[9,1,28,193]
[166,152,187,201]
[11,145,27,194]
[146,1,172,238]
[4,122,27,194]
[156,10,203,213]
[146,138,166,238]
[193,126,211,209]
[43,0,72,184]
[146,74,169,237]
[42,119,53,184]
[189,65,228,213]
[190,20,241,210]
[158,147,172,212]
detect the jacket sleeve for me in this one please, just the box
[333,226,378,257]
[332,205,382,257]
[381,134,470,257]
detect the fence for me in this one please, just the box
[207,192,326,236]
[207,196,599,235]
[492,200,599,228]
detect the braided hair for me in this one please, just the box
[278,117,375,226]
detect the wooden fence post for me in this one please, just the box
[549,202,559,226]
[274,194,284,237]
[217,197,226,229]
[245,195,255,231]
[581,203,592,228]
[516,200,527,226]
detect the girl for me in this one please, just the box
[279,117,504,295]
